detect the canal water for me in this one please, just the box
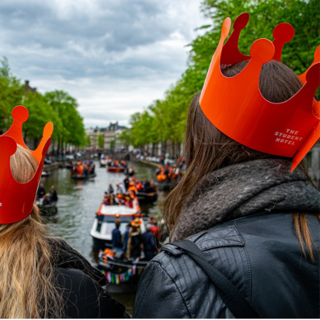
[40,160,166,315]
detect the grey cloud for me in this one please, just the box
[0,0,174,52]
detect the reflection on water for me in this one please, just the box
[40,160,166,313]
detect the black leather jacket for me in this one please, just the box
[133,212,320,318]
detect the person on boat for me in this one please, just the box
[102,193,112,205]
[42,194,51,206]
[109,193,116,205]
[143,178,151,191]
[89,161,95,174]
[37,183,46,199]
[112,219,123,251]
[108,183,114,194]
[148,215,161,248]
[133,14,320,318]
[142,224,157,261]
[49,185,58,203]
[122,223,131,253]
[127,181,137,193]
[126,218,143,260]
[123,175,130,191]
[135,180,143,191]
[0,108,126,318]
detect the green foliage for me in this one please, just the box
[127,0,319,149]
[0,57,24,131]
[86,135,91,147]
[0,57,86,149]
[117,128,133,146]
[44,90,86,147]
[110,139,115,150]
[98,133,104,149]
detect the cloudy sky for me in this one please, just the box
[0,0,211,128]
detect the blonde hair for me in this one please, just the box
[0,145,63,318]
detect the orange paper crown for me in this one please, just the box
[200,13,320,172]
[0,106,53,224]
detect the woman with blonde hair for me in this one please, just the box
[0,106,126,318]
[133,13,320,318]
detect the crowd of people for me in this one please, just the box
[72,160,95,177]
[110,215,162,261]
[36,183,58,205]
[155,163,182,182]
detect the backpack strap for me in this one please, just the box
[165,240,259,318]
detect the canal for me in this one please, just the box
[40,160,166,315]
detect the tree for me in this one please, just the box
[0,57,24,132]
[110,139,115,150]
[86,135,91,147]
[98,133,104,149]
[44,90,85,151]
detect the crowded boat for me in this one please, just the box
[72,160,96,179]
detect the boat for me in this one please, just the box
[136,191,158,203]
[72,173,96,180]
[107,167,125,173]
[97,249,148,293]
[39,203,58,215]
[100,159,107,167]
[90,205,146,249]
[41,171,50,177]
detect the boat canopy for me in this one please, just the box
[99,205,138,216]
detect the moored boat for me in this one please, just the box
[90,205,145,249]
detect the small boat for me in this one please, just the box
[38,203,58,216]
[41,171,50,177]
[100,159,107,167]
[107,167,125,173]
[72,173,96,180]
[97,249,148,293]
[136,191,158,203]
[90,205,145,249]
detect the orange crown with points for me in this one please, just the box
[0,106,53,224]
[200,12,320,172]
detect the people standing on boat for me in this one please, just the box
[49,185,58,203]
[126,218,143,260]
[37,183,46,199]
[142,224,157,261]
[112,219,123,251]
[123,174,130,191]
[0,108,126,318]
[133,14,320,318]
[108,183,114,194]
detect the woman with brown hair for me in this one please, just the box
[0,107,126,318]
[133,14,320,318]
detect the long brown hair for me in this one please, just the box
[0,145,64,318]
[164,60,319,260]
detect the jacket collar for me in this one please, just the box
[171,159,320,241]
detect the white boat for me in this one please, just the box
[90,205,145,249]
[100,159,107,167]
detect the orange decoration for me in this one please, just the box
[200,13,319,172]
